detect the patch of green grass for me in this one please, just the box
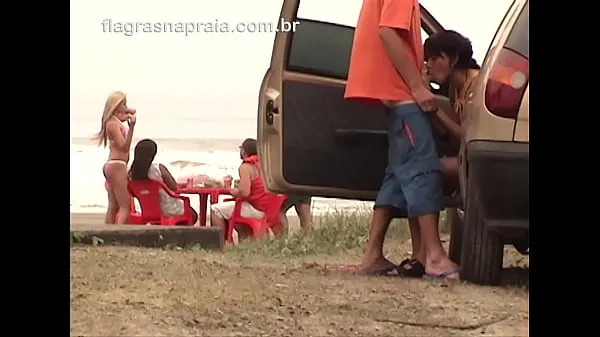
[230,207,414,258]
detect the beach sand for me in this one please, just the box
[70,212,303,231]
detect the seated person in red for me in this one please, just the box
[210,138,270,238]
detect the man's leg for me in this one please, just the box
[210,202,234,239]
[359,145,410,272]
[278,210,290,236]
[279,196,296,235]
[418,209,457,276]
[294,196,313,230]
[440,156,460,195]
[408,218,424,262]
[408,174,457,277]
[396,103,458,278]
[361,206,395,271]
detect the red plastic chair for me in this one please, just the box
[224,194,287,243]
[127,180,195,226]
[114,197,144,225]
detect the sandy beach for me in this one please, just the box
[71,211,529,337]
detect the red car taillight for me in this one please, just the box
[484,48,529,119]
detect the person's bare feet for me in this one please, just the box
[358,256,397,273]
[425,257,460,279]
[338,256,397,274]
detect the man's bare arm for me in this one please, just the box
[159,164,179,191]
[236,164,253,198]
[378,27,424,92]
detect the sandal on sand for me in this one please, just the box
[397,258,425,278]
[337,264,402,277]
[422,268,460,280]
[356,265,402,276]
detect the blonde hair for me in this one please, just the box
[94,91,126,147]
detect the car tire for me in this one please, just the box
[459,171,504,286]
[447,207,463,265]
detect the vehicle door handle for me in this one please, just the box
[265,99,279,126]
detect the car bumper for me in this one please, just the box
[466,140,529,231]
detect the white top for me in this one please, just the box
[147,163,184,216]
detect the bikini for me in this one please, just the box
[103,122,129,190]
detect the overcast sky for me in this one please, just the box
[70,0,514,138]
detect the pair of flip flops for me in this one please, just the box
[349,258,424,278]
[398,259,460,279]
[422,269,460,279]
[348,259,459,279]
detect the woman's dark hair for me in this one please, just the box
[129,139,158,180]
[424,30,480,69]
[241,138,257,156]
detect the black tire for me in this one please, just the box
[459,171,504,286]
[447,208,463,265]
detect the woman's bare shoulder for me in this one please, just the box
[105,118,121,131]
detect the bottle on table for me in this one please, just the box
[223,175,233,188]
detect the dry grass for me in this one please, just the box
[71,210,529,336]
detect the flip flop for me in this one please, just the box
[422,268,460,280]
[336,264,402,277]
[397,258,425,278]
[356,265,402,276]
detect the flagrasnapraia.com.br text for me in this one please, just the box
[101,18,300,36]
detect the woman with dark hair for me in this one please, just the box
[129,139,198,224]
[424,30,480,192]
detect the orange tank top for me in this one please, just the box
[241,155,270,212]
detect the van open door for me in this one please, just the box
[257,0,448,200]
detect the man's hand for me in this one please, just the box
[421,65,430,86]
[230,188,239,197]
[412,85,437,113]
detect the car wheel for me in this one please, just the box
[447,207,463,265]
[459,171,504,286]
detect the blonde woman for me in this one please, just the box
[94,91,137,224]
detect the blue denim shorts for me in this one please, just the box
[374,103,444,218]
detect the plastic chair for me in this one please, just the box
[127,180,195,226]
[114,197,144,225]
[224,194,287,243]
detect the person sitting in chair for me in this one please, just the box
[210,138,270,239]
[129,139,198,224]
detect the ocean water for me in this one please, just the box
[69,135,372,215]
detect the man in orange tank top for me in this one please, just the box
[344,0,458,279]
[210,139,269,239]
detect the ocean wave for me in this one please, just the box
[79,204,106,208]
[169,160,208,168]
